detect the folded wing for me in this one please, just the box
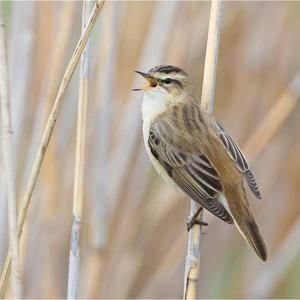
[217,123,262,199]
[148,122,233,224]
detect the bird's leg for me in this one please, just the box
[186,206,208,231]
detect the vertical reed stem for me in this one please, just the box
[0,3,22,298]
[67,0,92,298]
[183,1,223,299]
[201,0,223,114]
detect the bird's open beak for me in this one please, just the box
[132,71,158,91]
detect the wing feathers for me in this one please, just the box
[244,169,262,199]
[148,124,233,224]
[189,165,222,195]
[217,123,262,199]
[173,169,233,224]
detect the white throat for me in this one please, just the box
[141,89,169,122]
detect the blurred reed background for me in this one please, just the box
[1,1,300,298]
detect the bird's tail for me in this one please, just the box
[235,218,267,261]
[225,186,268,262]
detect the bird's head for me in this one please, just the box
[133,65,193,101]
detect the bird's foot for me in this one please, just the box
[186,219,208,231]
[186,206,208,231]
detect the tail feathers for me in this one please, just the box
[224,185,267,261]
[237,219,268,261]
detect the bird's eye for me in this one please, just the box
[163,78,172,84]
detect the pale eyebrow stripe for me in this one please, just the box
[158,73,186,81]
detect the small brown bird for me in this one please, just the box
[134,65,267,261]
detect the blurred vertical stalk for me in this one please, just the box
[183,1,223,299]
[92,0,121,249]
[0,3,22,298]
[22,2,76,193]
[83,3,121,295]
[8,2,35,166]
[0,0,105,297]
[67,1,92,298]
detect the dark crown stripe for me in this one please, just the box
[149,65,187,75]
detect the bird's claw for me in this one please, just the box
[186,218,208,231]
[186,206,206,231]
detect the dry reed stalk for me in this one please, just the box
[8,2,35,165]
[23,1,76,190]
[67,1,92,298]
[103,144,151,298]
[92,0,120,249]
[0,3,22,298]
[0,1,105,296]
[82,3,121,297]
[183,1,223,299]
[243,74,300,160]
